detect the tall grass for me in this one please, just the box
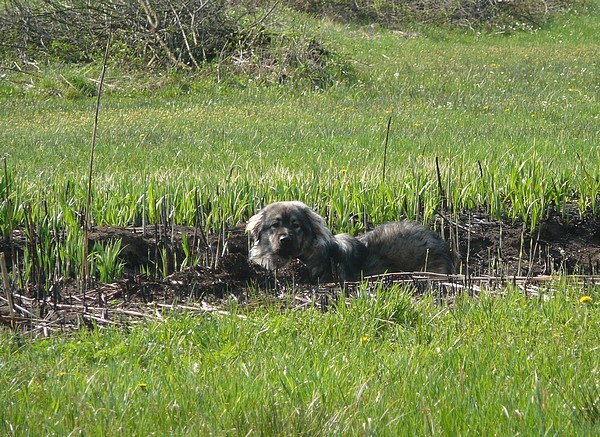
[0,3,598,284]
[1,285,598,434]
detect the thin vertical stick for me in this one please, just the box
[83,28,112,295]
[0,253,15,316]
[382,115,392,185]
[435,156,447,210]
[3,158,16,275]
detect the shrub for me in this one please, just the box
[0,0,352,87]
[0,0,240,68]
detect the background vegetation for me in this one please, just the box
[0,0,598,285]
[1,0,598,286]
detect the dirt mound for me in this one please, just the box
[81,209,600,286]
[1,209,599,334]
[454,210,600,276]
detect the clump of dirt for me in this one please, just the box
[452,209,600,277]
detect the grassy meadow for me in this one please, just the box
[1,5,598,233]
[1,4,598,283]
[1,0,599,435]
[2,286,599,435]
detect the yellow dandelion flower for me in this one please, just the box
[360,336,370,344]
[138,383,148,391]
[579,295,592,304]
[340,168,347,175]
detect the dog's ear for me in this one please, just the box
[246,210,264,240]
[301,204,331,243]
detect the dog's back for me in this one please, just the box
[328,233,367,281]
[357,221,455,276]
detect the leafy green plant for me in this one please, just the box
[64,75,97,98]
[89,239,125,283]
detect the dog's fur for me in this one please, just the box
[246,201,454,282]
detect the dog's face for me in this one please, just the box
[246,201,331,271]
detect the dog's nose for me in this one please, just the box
[279,234,291,243]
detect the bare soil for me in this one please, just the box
[84,207,600,283]
[1,208,599,333]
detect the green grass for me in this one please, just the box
[0,6,599,433]
[1,4,598,227]
[1,285,598,435]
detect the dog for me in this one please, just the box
[246,201,455,282]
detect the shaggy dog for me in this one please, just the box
[246,201,455,282]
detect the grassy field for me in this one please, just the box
[1,286,599,435]
[1,3,598,284]
[0,1,599,435]
[1,5,598,232]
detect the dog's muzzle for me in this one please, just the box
[275,232,297,256]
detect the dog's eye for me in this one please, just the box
[291,222,301,230]
[270,221,280,229]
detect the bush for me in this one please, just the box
[0,0,240,68]
[0,0,352,88]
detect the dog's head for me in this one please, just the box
[246,201,332,271]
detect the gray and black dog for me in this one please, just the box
[246,201,455,282]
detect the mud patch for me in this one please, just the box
[453,210,600,276]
